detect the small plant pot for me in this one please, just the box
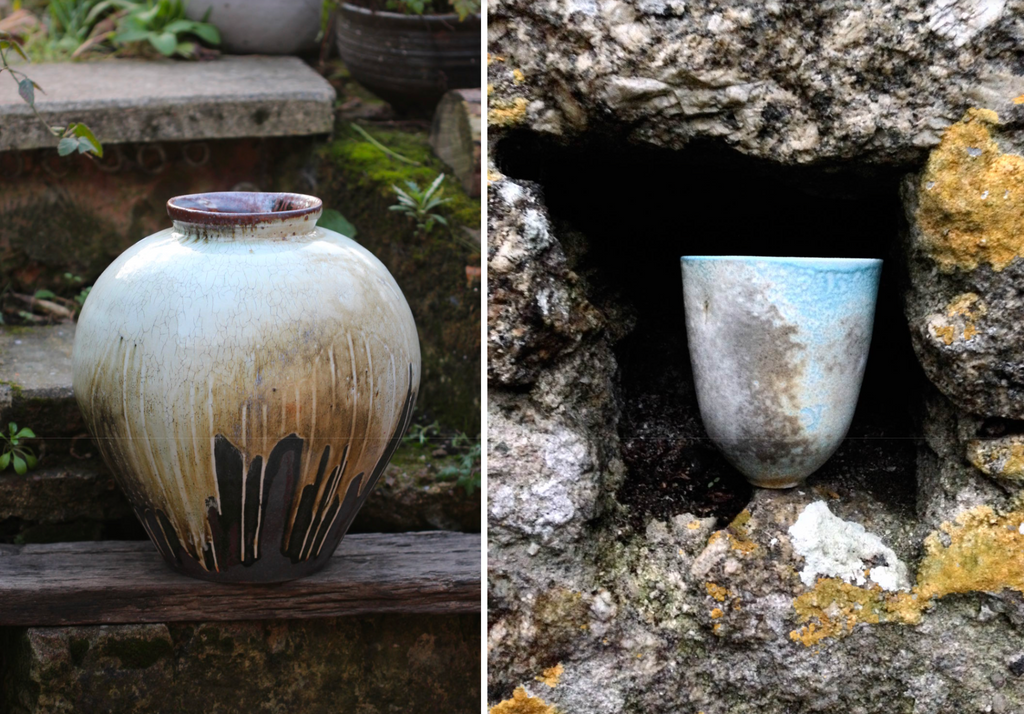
[681,256,882,489]
[72,192,420,582]
[335,3,480,113]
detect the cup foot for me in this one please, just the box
[746,477,804,490]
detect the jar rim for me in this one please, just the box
[166,192,322,226]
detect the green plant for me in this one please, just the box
[390,173,451,236]
[0,423,37,475]
[403,421,440,446]
[317,208,358,238]
[46,0,100,54]
[437,441,479,495]
[381,0,478,20]
[88,0,220,57]
[0,30,103,156]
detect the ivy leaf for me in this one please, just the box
[18,78,35,108]
[57,137,79,156]
[317,209,358,238]
[68,123,103,158]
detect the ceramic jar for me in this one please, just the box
[72,193,420,582]
[185,0,322,55]
[681,256,882,489]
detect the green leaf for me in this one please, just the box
[12,454,26,475]
[24,453,37,469]
[433,215,449,226]
[316,209,357,238]
[0,39,29,61]
[9,423,17,435]
[0,452,9,470]
[149,31,178,55]
[174,41,195,57]
[70,123,103,158]
[16,428,35,439]
[57,137,79,156]
[33,290,56,300]
[17,78,35,108]
[114,28,153,44]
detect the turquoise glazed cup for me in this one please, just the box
[681,256,882,489]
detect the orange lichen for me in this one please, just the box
[916,108,1024,271]
[488,97,530,128]
[1014,94,1024,105]
[791,506,1024,646]
[966,437,1024,480]
[490,687,558,714]
[710,608,724,619]
[789,578,922,647]
[487,54,506,65]
[705,582,731,602]
[932,325,956,345]
[916,506,1024,599]
[535,663,564,688]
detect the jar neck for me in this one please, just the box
[172,211,321,241]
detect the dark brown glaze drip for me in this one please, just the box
[166,192,322,227]
[136,364,417,583]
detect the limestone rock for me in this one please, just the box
[489,0,1024,164]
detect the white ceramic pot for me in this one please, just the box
[681,256,881,489]
[186,0,321,55]
[72,192,420,582]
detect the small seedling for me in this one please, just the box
[403,421,440,446]
[437,441,480,496]
[1,423,38,475]
[390,173,451,236]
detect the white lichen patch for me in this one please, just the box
[788,501,910,591]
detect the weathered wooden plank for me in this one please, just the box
[0,532,480,626]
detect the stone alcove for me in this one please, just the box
[487,3,1024,710]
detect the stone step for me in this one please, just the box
[0,325,479,538]
[0,56,336,152]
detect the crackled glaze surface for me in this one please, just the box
[682,256,881,489]
[72,192,420,582]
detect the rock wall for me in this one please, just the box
[488,2,1024,712]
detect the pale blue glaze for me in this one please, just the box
[681,256,882,488]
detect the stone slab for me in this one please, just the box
[0,531,481,625]
[0,56,336,151]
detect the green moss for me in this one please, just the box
[101,636,173,669]
[322,125,480,231]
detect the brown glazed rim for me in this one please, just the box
[166,192,322,226]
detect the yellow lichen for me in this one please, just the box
[488,97,530,128]
[513,68,525,84]
[710,608,724,619]
[791,505,1024,646]
[487,53,505,65]
[1014,94,1024,105]
[687,521,701,530]
[917,107,1024,271]
[535,663,564,688]
[916,506,1024,599]
[929,293,987,345]
[705,582,731,602]
[789,578,922,647]
[490,687,558,714]
[966,437,1024,480]
[932,325,956,345]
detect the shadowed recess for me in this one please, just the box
[496,132,922,528]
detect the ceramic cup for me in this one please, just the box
[681,256,882,489]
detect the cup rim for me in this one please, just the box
[680,255,882,268]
